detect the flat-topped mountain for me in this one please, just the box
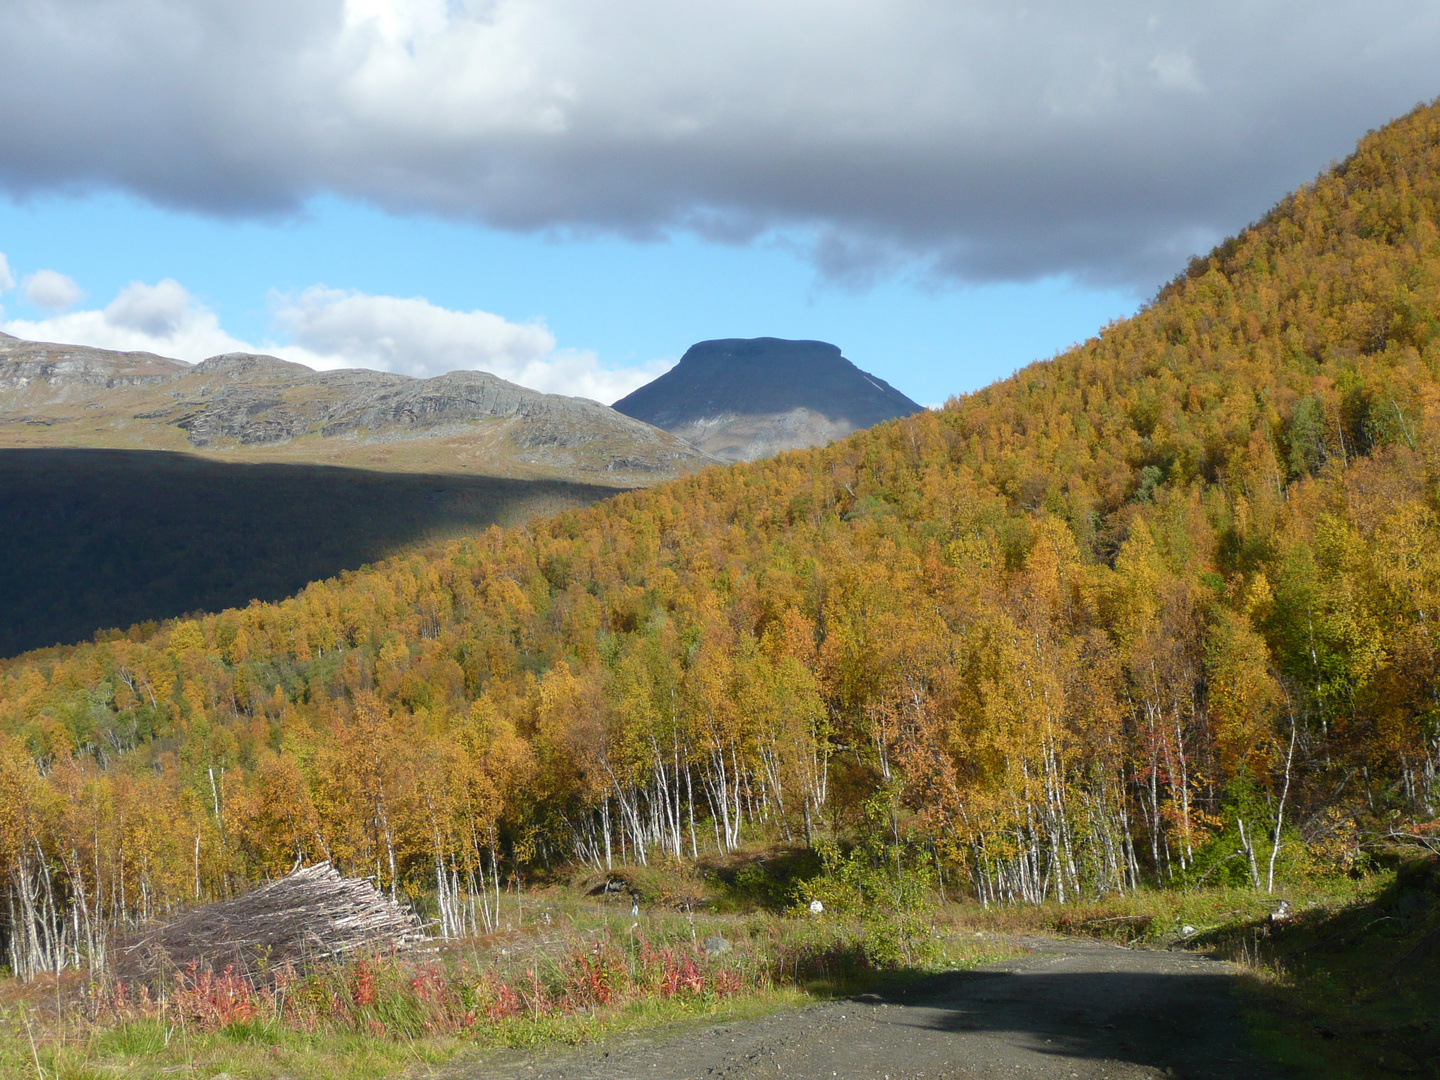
[0,333,717,484]
[612,337,922,461]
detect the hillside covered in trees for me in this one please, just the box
[4,99,1440,977]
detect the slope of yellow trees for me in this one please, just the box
[4,100,1440,977]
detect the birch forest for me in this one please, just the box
[4,99,1440,979]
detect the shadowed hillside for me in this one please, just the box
[0,449,619,656]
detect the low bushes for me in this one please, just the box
[93,931,766,1040]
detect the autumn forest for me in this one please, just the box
[4,100,1440,980]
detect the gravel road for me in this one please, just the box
[439,937,1280,1080]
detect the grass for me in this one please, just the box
[4,987,812,1080]
[0,897,1019,1080]
[9,844,1428,1080]
[1199,853,1440,1079]
[943,875,1375,944]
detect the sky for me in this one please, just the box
[2,1,1439,407]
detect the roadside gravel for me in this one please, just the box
[435,936,1279,1080]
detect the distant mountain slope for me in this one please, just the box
[0,335,717,484]
[612,337,921,461]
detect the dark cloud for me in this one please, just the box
[2,0,1437,290]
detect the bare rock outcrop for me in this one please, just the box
[0,332,188,392]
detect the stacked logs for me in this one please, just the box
[115,862,427,982]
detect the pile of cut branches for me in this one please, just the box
[114,862,426,983]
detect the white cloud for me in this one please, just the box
[273,287,554,379]
[105,279,200,337]
[2,277,669,403]
[22,269,84,312]
[0,254,13,293]
[1,2,1437,288]
[272,286,669,401]
[3,279,255,360]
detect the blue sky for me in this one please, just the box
[0,191,1139,407]
[2,2,1438,406]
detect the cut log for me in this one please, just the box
[113,862,426,983]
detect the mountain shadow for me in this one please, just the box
[0,449,618,656]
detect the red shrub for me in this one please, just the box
[170,964,263,1029]
[476,970,525,1020]
[562,943,626,1008]
[351,958,378,1007]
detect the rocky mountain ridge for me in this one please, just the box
[0,335,188,391]
[0,333,717,483]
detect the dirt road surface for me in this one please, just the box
[441,937,1280,1080]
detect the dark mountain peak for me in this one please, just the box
[615,337,919,428]
[612,337,921,461]
[694,337,842,362]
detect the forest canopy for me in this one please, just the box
[4,99,1440,977]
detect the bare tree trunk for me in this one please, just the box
[1267,708,1299,894]
[685,763,699,859]
[1237,817,1262,889]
